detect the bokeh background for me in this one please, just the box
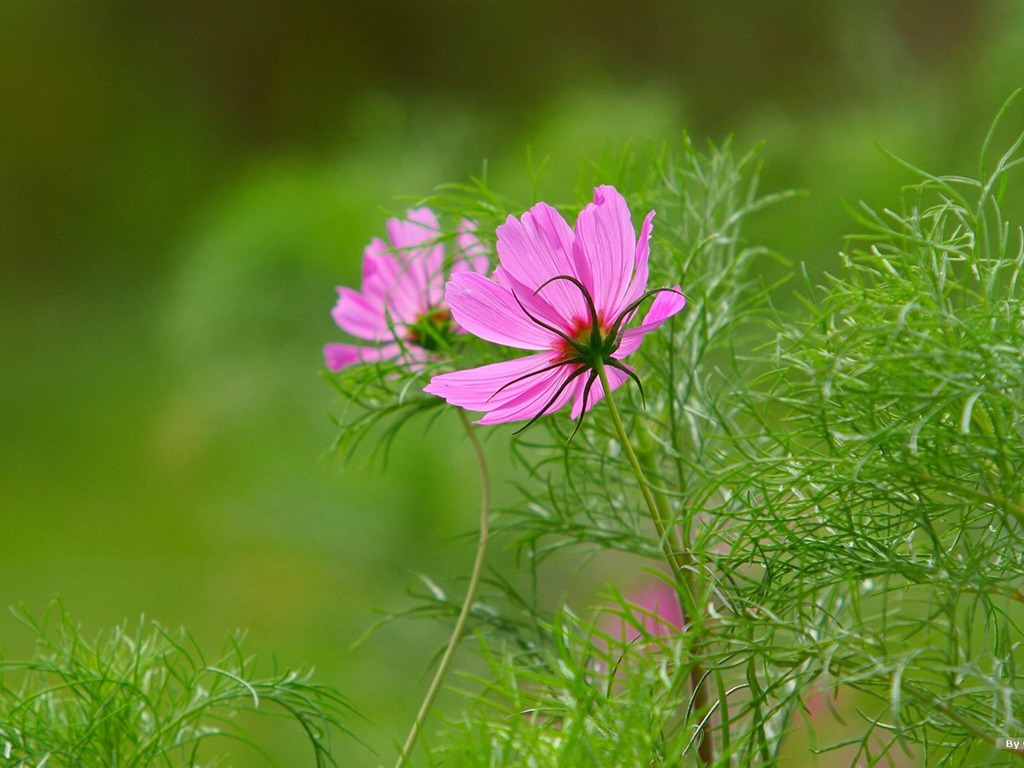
[3,1,1023,763]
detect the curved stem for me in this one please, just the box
[595,360,714,767]
[394,410,490,768]
[595,361,690,607]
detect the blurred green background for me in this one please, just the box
[3,1,1023,763]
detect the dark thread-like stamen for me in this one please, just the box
[566,370,600,441]
[508,286,588,356]
[606,287,686,348]
[534,274,602,336]
[486,358,580,404]
[606,358,646,408]
[602,288,684,348]
[511,365,588,435]
[493,278,680,439]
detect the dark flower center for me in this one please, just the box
[406,307,453,352]
[553,314,617,367]
[490,274,669,438]
[485,272,680,439]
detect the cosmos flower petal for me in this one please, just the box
[632,286,687,332]
[357,238,426,325]
[445,272,557,350]
[359,238,398,307]
[572,186,639,315]
[448,220,490,336]
[452,219,491,277]
[424,352,557,408]
[383,208,445,316]
[620,210,656,311]
[477,364,579,425]
[493,266,574,336]
[323,341,407,372]
[613,288,686,359]
[389,264,431,324]
[385,207,441,249]
[331,287,390,342]
[426,352,582,425]
[496,203,587,323]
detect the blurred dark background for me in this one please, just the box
[2,1,1022,763]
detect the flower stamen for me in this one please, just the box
[508,286,589,356]
[511,365,590,435]
[485,358,582,404]
[606,286,687,348]
[534,274,603,341]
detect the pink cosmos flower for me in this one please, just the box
[595,578,684,681]
[323,208,488,371]
[423,185,686,430]
[601,578,684,651]
[626,578,684,639]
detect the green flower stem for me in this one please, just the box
[596,364,688,588]
[595,360,714,767]
[635,431,701,627]
[394,410,490,768]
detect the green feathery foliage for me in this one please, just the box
[419,110,1024,766]
[695,99,1024,764]
[321,99,1024,767]
[0,605,363,767]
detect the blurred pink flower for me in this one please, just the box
[424,185,685,429]
[604,578,684,649]
[593,578,684,682]
[628,578,684,638]
[323,208,488,371]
